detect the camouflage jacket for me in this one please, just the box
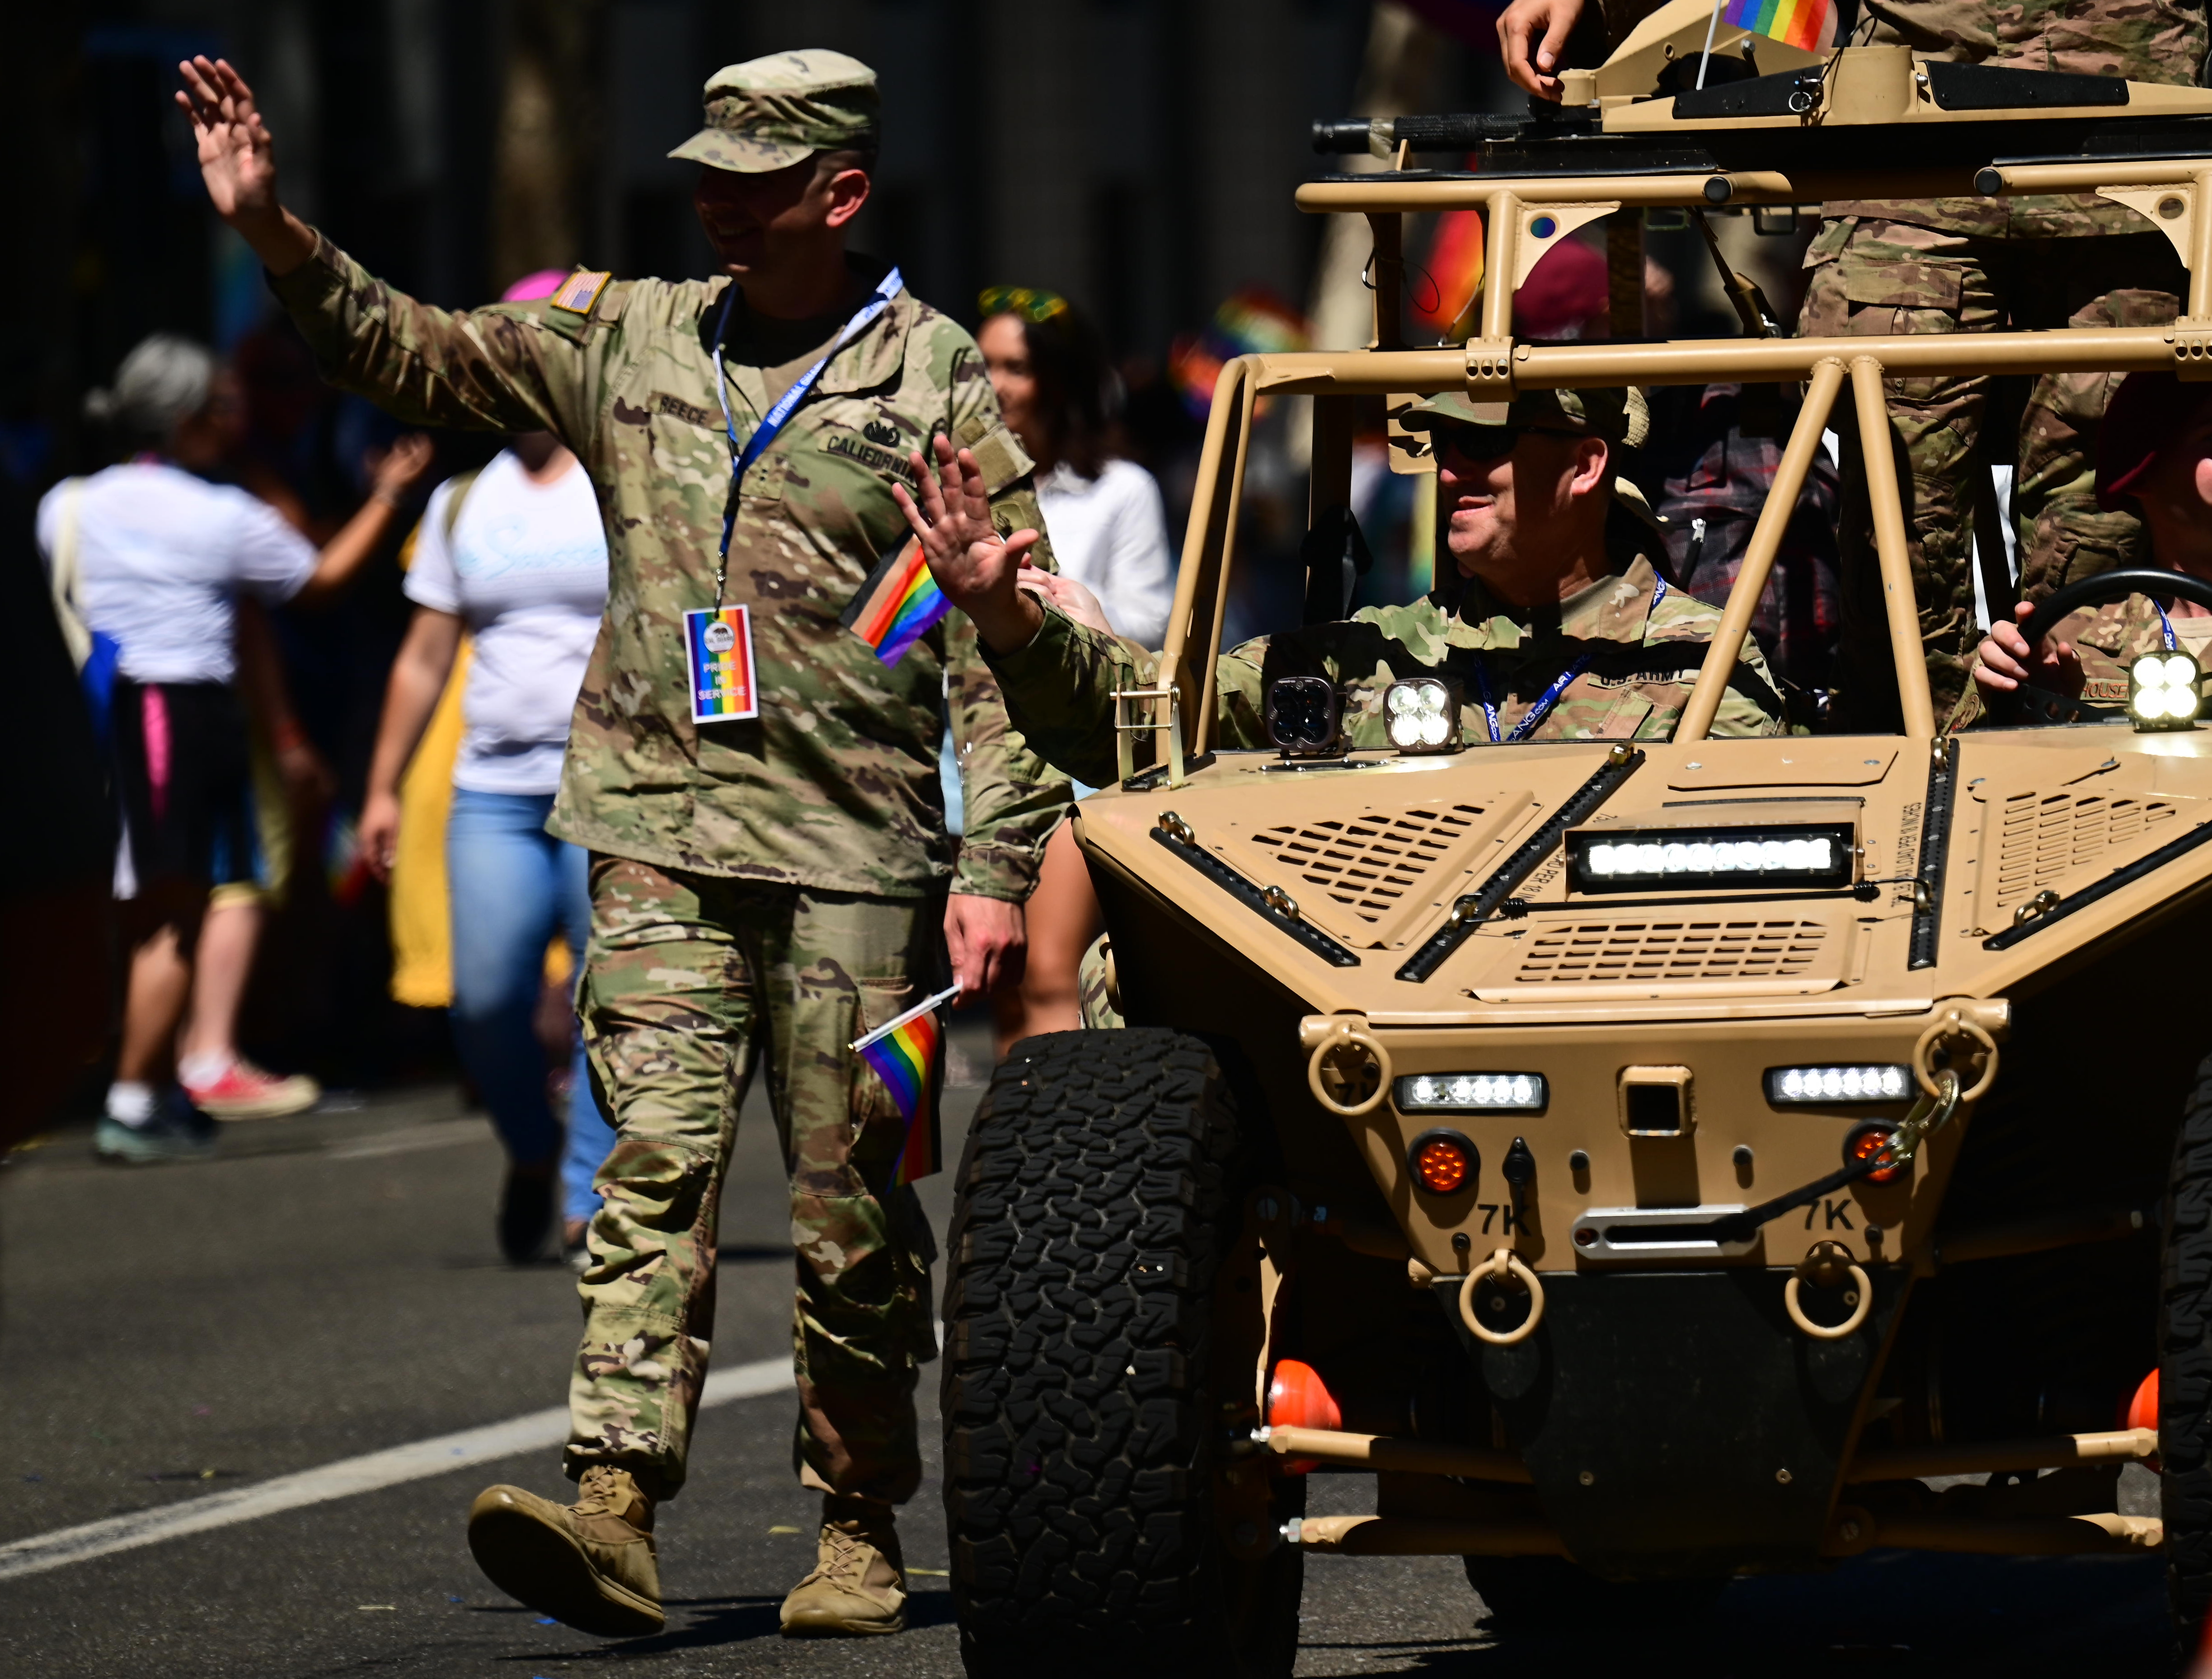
[268,235,1068,901]
[1829,0,2207,235]
[986,554,1785,788]
[1950,590,2212,726]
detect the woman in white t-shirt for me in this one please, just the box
[973,287,1178,1052]
[39,334,432,1163]
[360,413,611,1265]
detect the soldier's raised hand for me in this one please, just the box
[176,56,315,275]
[894,436,1043,653]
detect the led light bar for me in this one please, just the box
[1396,1072,1547,1113]
[1383,676,1463,754]
[1566,823,1855,894]
[2129,652,2201,731]
[1765,1064,1912,1104]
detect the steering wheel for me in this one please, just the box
[1998,568,2212,723]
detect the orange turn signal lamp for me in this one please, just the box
[1410,1130,1476,1196]
[1845,1123,1905,1184]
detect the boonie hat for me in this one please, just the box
[1399,385,1650,450]
[667,50,879,174]
[2098,371,2212,510]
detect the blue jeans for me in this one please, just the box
[446,788,615,1224]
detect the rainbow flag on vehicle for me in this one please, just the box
[1723,0,1835,52]
[851,981,960,1186]
[841,534,949,666]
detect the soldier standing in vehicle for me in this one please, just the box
[1497,0,2206,726]
[178,48,1068,1641]
[897,386,1786,779]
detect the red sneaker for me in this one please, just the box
[182,1060,321,1121]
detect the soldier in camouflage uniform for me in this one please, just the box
[180,50,1069,1640]
[893,386,1785,778]
[1798,0,2204,726]
[1496,0,2205,726]
[1963,369,2212,724]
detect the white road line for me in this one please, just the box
[0,1356,793,1583]
[325,1119,491,1160]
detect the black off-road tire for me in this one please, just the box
[941,1028,1301,1677]
[2162,1048,2212,1666]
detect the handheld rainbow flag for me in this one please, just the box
[841,535,950,667]
[1723,0,1833,52]
[851,981,960,1186]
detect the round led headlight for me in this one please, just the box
[1382,677,1463,755]
[2128,647,2201,731]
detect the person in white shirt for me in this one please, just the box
[39,333,430,1162]
[359,275,613,1262]
[973,287,1177,1051]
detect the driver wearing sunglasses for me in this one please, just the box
[1965,372,2212,727]
[899,383,1785,790]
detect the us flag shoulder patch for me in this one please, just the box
[548,270,612,316]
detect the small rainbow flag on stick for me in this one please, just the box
[842,535,950,666]
[852,981,960,1186]
[1723,0,1833,52]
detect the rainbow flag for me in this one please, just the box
[851,982,959,1186]
[1167,286,1311,419]
[1724,0,1833,52]
[841,535,949,666]
[1421,208,1487,341]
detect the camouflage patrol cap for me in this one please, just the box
[1399,385,1649,450]
[667,50,880,174]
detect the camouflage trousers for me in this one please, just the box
[562,857,941,1504]
[1798,218,2183,724]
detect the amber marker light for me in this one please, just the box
[1845,1123,1904,1185]
[1410,1130,1476,1196]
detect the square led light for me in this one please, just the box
[1567,824,1856,894]
[1383,677,1463,754]
[1396,1072,1547,1113]
[2129,651,2201,732]
[1765,1064,1913,1105]
[1265,675,1343,756]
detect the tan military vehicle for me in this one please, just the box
[940,14,2212,1670]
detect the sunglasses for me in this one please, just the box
[1430,422,1585,462]
[979,284,1070,325]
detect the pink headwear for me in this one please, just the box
[500,269,571,304]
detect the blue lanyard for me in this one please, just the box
[2156,600,2179,651]
[709,266,903,597]
[1470,576,1665,744]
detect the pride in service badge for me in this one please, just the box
[685,605,758,723]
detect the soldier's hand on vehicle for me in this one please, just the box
[176,56,316,275]
[1015,565,1116,638]
[945,894,1026,1005]
[1498,0,1584,99]
[894,437,1043,654]
[1972,600,2085,699]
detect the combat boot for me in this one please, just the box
[778,1495,907,1636]
[466,1464,663,1637]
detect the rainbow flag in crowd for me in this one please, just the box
[1168,287,1312,418]
[1419,209,1487,340]
[1724,0,1834,52]
[851,982,960,1186]
[841,535,949,666]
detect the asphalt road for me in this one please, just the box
[0,1026,2176,1677]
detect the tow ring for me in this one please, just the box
[1459,1247,1547,1346]
[1912,1009,1998,1102]
[1784,1240,1871,1341]
[1307,1019,1393,1118]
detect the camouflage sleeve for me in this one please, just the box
[937,347,1072,900]
[980,610,1155,788]
[1697,637,1789,740]
[945,605,1071,902]
[264,230,603,446]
